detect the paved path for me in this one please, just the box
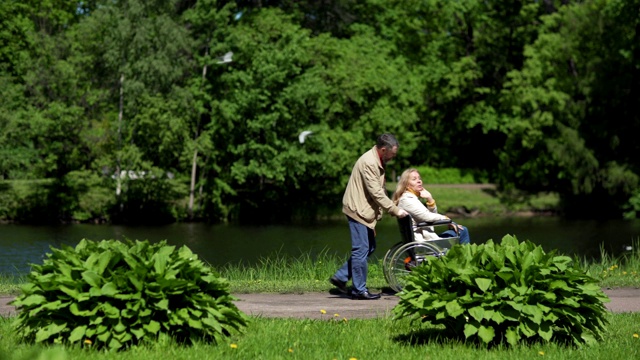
[2,288,639,319]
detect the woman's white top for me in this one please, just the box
[398,192,449,241]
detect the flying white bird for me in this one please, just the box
[217,51,233,64]
[298,130,314,144]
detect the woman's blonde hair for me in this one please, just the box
[392,168,420,204]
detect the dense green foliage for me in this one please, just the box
[10,239,248,350]
[393,235,610,347]
[1,0,639,223]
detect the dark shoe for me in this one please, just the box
[329,277,348,294]
[351,291,381,300]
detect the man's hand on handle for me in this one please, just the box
[397,209,409,218]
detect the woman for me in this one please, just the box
[392,168,471,244]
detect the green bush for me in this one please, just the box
[64,170,115,222]
[393,235,609,347]
[11,239,248,350]
[414,165,486,184]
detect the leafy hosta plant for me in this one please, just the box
[393,235,609,347]
[11,239,248,350]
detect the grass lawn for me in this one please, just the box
[1,313,639,360]
[1,240,639,359]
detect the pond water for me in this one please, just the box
[1,216,639,275]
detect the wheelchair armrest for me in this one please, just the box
[415,219,453,227]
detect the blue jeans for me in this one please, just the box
[333,216,376,294]
[440,224,471,245]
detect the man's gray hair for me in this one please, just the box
[376,133,399,149]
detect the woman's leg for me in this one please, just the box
[439,225,471,245]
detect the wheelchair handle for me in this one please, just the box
[415,219,453,227]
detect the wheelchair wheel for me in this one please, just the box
[386,242,444,293]
[382,242,404,287]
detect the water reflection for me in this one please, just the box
[1,217,639,275]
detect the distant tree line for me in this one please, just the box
[1,0,639,224]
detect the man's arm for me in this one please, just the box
[361,163,404,216]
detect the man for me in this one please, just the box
[330,133,408,300]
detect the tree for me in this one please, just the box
[497,0,640,217]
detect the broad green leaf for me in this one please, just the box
[477,325,495,344]
[101,282,118,296]
[114,321,126,333]
[549,280,571,291]
[81,271,102,288]
[128,274,143,291]
[468,306,485,322]
[188,318,203,329]
[59,286,80,299]
[68,325,87,343]
[17,294,47,307]
[144,320,161,334]
[109,337,122,350]
[69,303,98,316]
[464,321,479,338]
[521,305,543,324]
[538,321,553,341]
[474,278,492,292]
[35,322,67,343]
[505,328,519,346]
[518,319,537,337]
[202,317,223,333]
[96,251,113,275]
[445,300,464,317]
[156,299,169,310]
[581,332,597,345]
[130,327,145,339]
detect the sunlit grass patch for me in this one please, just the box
[581,240,640,288]
[220,249,349,293]
[0,274,25,295]
[2,313,640,359]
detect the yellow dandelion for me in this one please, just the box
[623,271,628,275]
[288,348,294,353]
[320,309,327,314]
[84,339,92,345]
[349,358,358,360]
[538,351,545,356]
[633,334,639,338]
[230,343,238,349]
[343,317,348,322]
[334,313,340,317]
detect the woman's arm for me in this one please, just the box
[398,193,449,223]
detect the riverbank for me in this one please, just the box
[0,183,560,225]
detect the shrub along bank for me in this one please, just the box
[0,173,560,224]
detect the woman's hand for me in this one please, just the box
[449,222,465,231]
[419,189,433,202]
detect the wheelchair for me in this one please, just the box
[383,215,460,292]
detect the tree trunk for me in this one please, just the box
[188,44,209,219]
[116,73,124,200]
[188,148,198,218]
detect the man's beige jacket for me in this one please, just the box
[342,146,402,229]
